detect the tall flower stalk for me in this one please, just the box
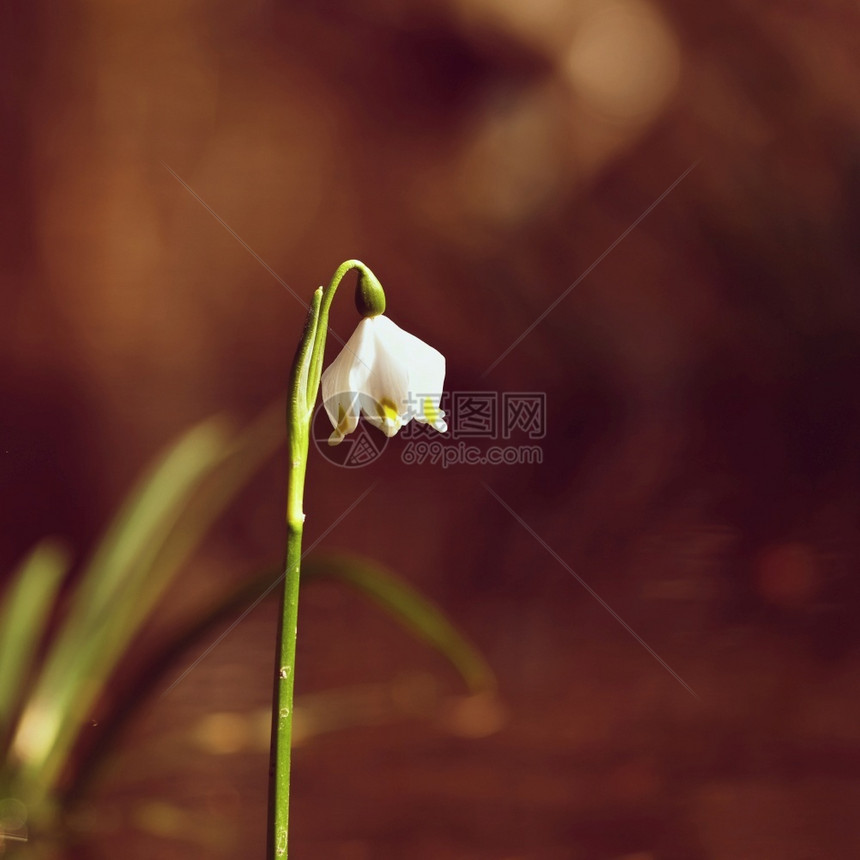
[269,259,447,858]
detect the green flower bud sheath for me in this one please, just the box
[354,266,386,318]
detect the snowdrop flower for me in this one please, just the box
[272,259,454,859]
[321,315,447,446]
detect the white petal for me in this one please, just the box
[319,314,447,442]
[321,319,376,444]
[360,317,414,426]
[373,317,447,432]
[324,390,360,446]
[362,399,405,437]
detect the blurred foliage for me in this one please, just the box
[0,408,495,854]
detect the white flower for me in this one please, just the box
[321,315,447,446]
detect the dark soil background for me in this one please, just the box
[2,1,860,857]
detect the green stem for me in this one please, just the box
[269,261,382,858]
[269,288,318,858]
[270,519,303,858]
[306,259,379,407]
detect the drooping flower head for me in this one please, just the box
[320,285,447,446]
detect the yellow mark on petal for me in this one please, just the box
[424,397,439,426]
[377,397,400,424]
[337,404,348,426]
[328,404,350,446]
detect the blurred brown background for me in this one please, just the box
[3,0,860,857]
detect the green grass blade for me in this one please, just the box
[0,540,69,739]
[9,418,232,800]
[113,401,285,637]
[303,552,496,694]
[63,418,233,631]
[58,404,287,799]
[66,567,282,803]
[12,403,287,804]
